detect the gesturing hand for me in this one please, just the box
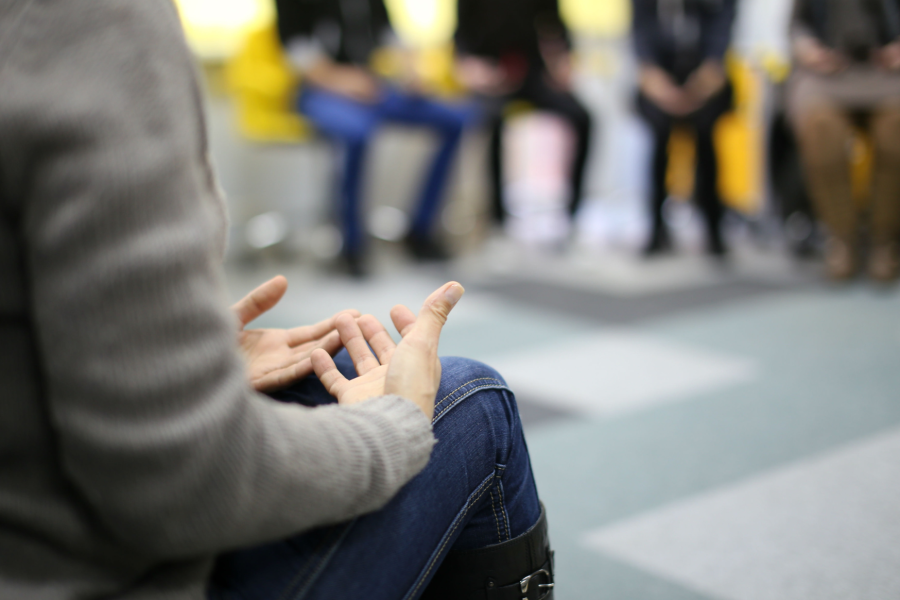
[232,275,359,393]
[311,282,465,420]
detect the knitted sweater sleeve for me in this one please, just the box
[0,0,434,559]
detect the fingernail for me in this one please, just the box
[444,283,464,306]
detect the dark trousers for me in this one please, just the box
[488,68,594,223]
[637,83,733,246]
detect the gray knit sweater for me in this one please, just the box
[0,2,435,598]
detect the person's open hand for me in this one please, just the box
[311,282,464,420]
[233,275,358,392]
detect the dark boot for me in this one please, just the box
[403,232,452,262]
[642,222,672,257]
[421,504,554,600]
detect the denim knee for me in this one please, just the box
[431,357,541,548]
[432,357,522,461]
[434,357,508,421]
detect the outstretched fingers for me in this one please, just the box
[286,309,360,347]
[312,348,348,396]
[358,314,397,363]
[303,329,343,357]
[335,313,381,375]
[233,275,288,328]
[390,304,417,338]
[252,357,315,393]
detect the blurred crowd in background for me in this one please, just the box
[174,0,900,283]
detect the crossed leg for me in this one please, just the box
[208,350,544,600]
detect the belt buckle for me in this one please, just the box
[519,568,554,600]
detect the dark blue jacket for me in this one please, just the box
[632,0,737,80]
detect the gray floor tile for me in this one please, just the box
[585,427,900,600]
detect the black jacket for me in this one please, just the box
[274,0,393,65]
[792,0,900,61]
[632,0,737,80]
[454,0,570,63]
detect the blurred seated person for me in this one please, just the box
[633,0,737,257]
[454,0,593,228]
[274,0,474,276]
[1,2,554,599]
[789,0,900,282]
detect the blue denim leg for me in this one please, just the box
[298,88,380,255]
[208,350,542,600]
[376,93,478,236]
[299,86,477,248]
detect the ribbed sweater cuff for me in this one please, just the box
[349,395,436,477]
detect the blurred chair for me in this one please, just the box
[225,26,465,143]
[664,54,763,218]
[224,26,486,268]
[225,24,310,143]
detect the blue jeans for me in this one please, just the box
[298,86,476,254]
[208,352,542,600]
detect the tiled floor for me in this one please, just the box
[224,239,900,600]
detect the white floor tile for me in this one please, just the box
[485,331,757,416]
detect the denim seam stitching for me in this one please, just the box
[285,520,356,600]
[489,487,502,544]
[497,480,512,541]
[433,383,509,423]
[273,529,334,600]
[405,473,495,600]
[433,377,504,412]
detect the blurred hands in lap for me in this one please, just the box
[640,65,699,116]
[684,60,727,104]
[233,275,359,392]
[455,56,516,96]
[312,282,465,421]
[305,59,382,103]
[794,35,848,75]
[876,41,900,71]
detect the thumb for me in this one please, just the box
[414,282,464,342]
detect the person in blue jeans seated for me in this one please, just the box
[274,0,475,276]
[0,5,552,600]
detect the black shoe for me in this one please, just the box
[334,251,367,278]
[707,229,728,257]
[642,225,672,257]
[404,233,451,262]
[421,504,554,600]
